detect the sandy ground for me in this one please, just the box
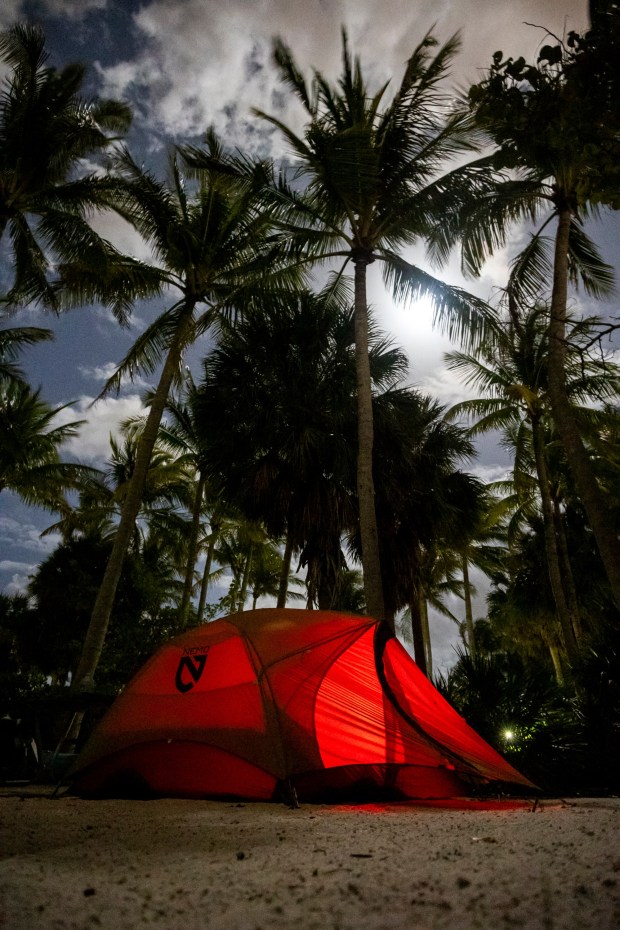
[0,791,619,930]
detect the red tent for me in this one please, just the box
[72,608,535,800]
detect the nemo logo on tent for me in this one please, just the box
[175,651,209,693]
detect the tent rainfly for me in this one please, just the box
[71,608,535,801]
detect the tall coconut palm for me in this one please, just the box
[367,390,486,674]
[446,305,620,658]
[457,492,509,660]
[439,25,620,606]
[153,383,207,626]
[0,22,132,310]
[187,30,499,620]
[396,547,464,679]
[142,378,224,627]
[213,518,273,614]
[70,139,298,692]
[194,503,247,622]
[486,521,573,685]
[194,278,383,610]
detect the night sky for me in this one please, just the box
[2,0,616,670]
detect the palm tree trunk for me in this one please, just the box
[420,593,433,679]
[547,206,620,609]
[238,546,253,611]
[462,552,476,659]
[277,532,294,608]
[552,497,583,643]
[353,255,385,622]
[530,414,579,660]
[409,584,428,676]
[179,470,207,628]
[547,640,565,687]
[72,307,194,693]
[197,517,220,623]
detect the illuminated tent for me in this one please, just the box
[72,608,534,800]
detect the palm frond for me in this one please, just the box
[5,215,59,311]
[58,243,166,325]
[427,172,545,276]
[567,218,616,297]
[381,251,498,349]
[98,300,193,397]
[272,37,314,114]
[0,325,53,385]
[506,223,555,307]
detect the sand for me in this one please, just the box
[1,791,619,930]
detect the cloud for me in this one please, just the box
[0,516,60,557]
[417,364,480,408]
[4,573,30,594]
[78,361,121,383]
[88,210,156,264]
[53,393,147,464]
[0,559,37,573]
[470,462,513,484]
[0,516,59,593]
[94,1,287,151]
[428,608,463,676]
[90,0,588,156]
[0,0,23,30]
[40,0,108,18]
[2,0,109,33]
[77,362,154,393]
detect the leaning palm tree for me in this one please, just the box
[70,138,300,692]
[0,22,132,310]
[186,30,498,620]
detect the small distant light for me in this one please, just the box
[503,729,515,741]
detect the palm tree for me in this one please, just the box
[396,547,464,678]
[457,492,508,660]
[0,326,53,386]
[0,380,95,510]
[24,530,183,691]
[446,305,620,658]
[152,380,209,627]
[248,539,305,610]
[194,279,358,610]
[212,518,272,614]
[70,138,299,692]
[486,522,572,685]
[0,22,132,310]
[441,28,620,606]
[367,390,486,674]
[45,420,194,568]
[193,279,414,612]
[147,379,249,628]
[200,29,499,620]
[194,503,247,621]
